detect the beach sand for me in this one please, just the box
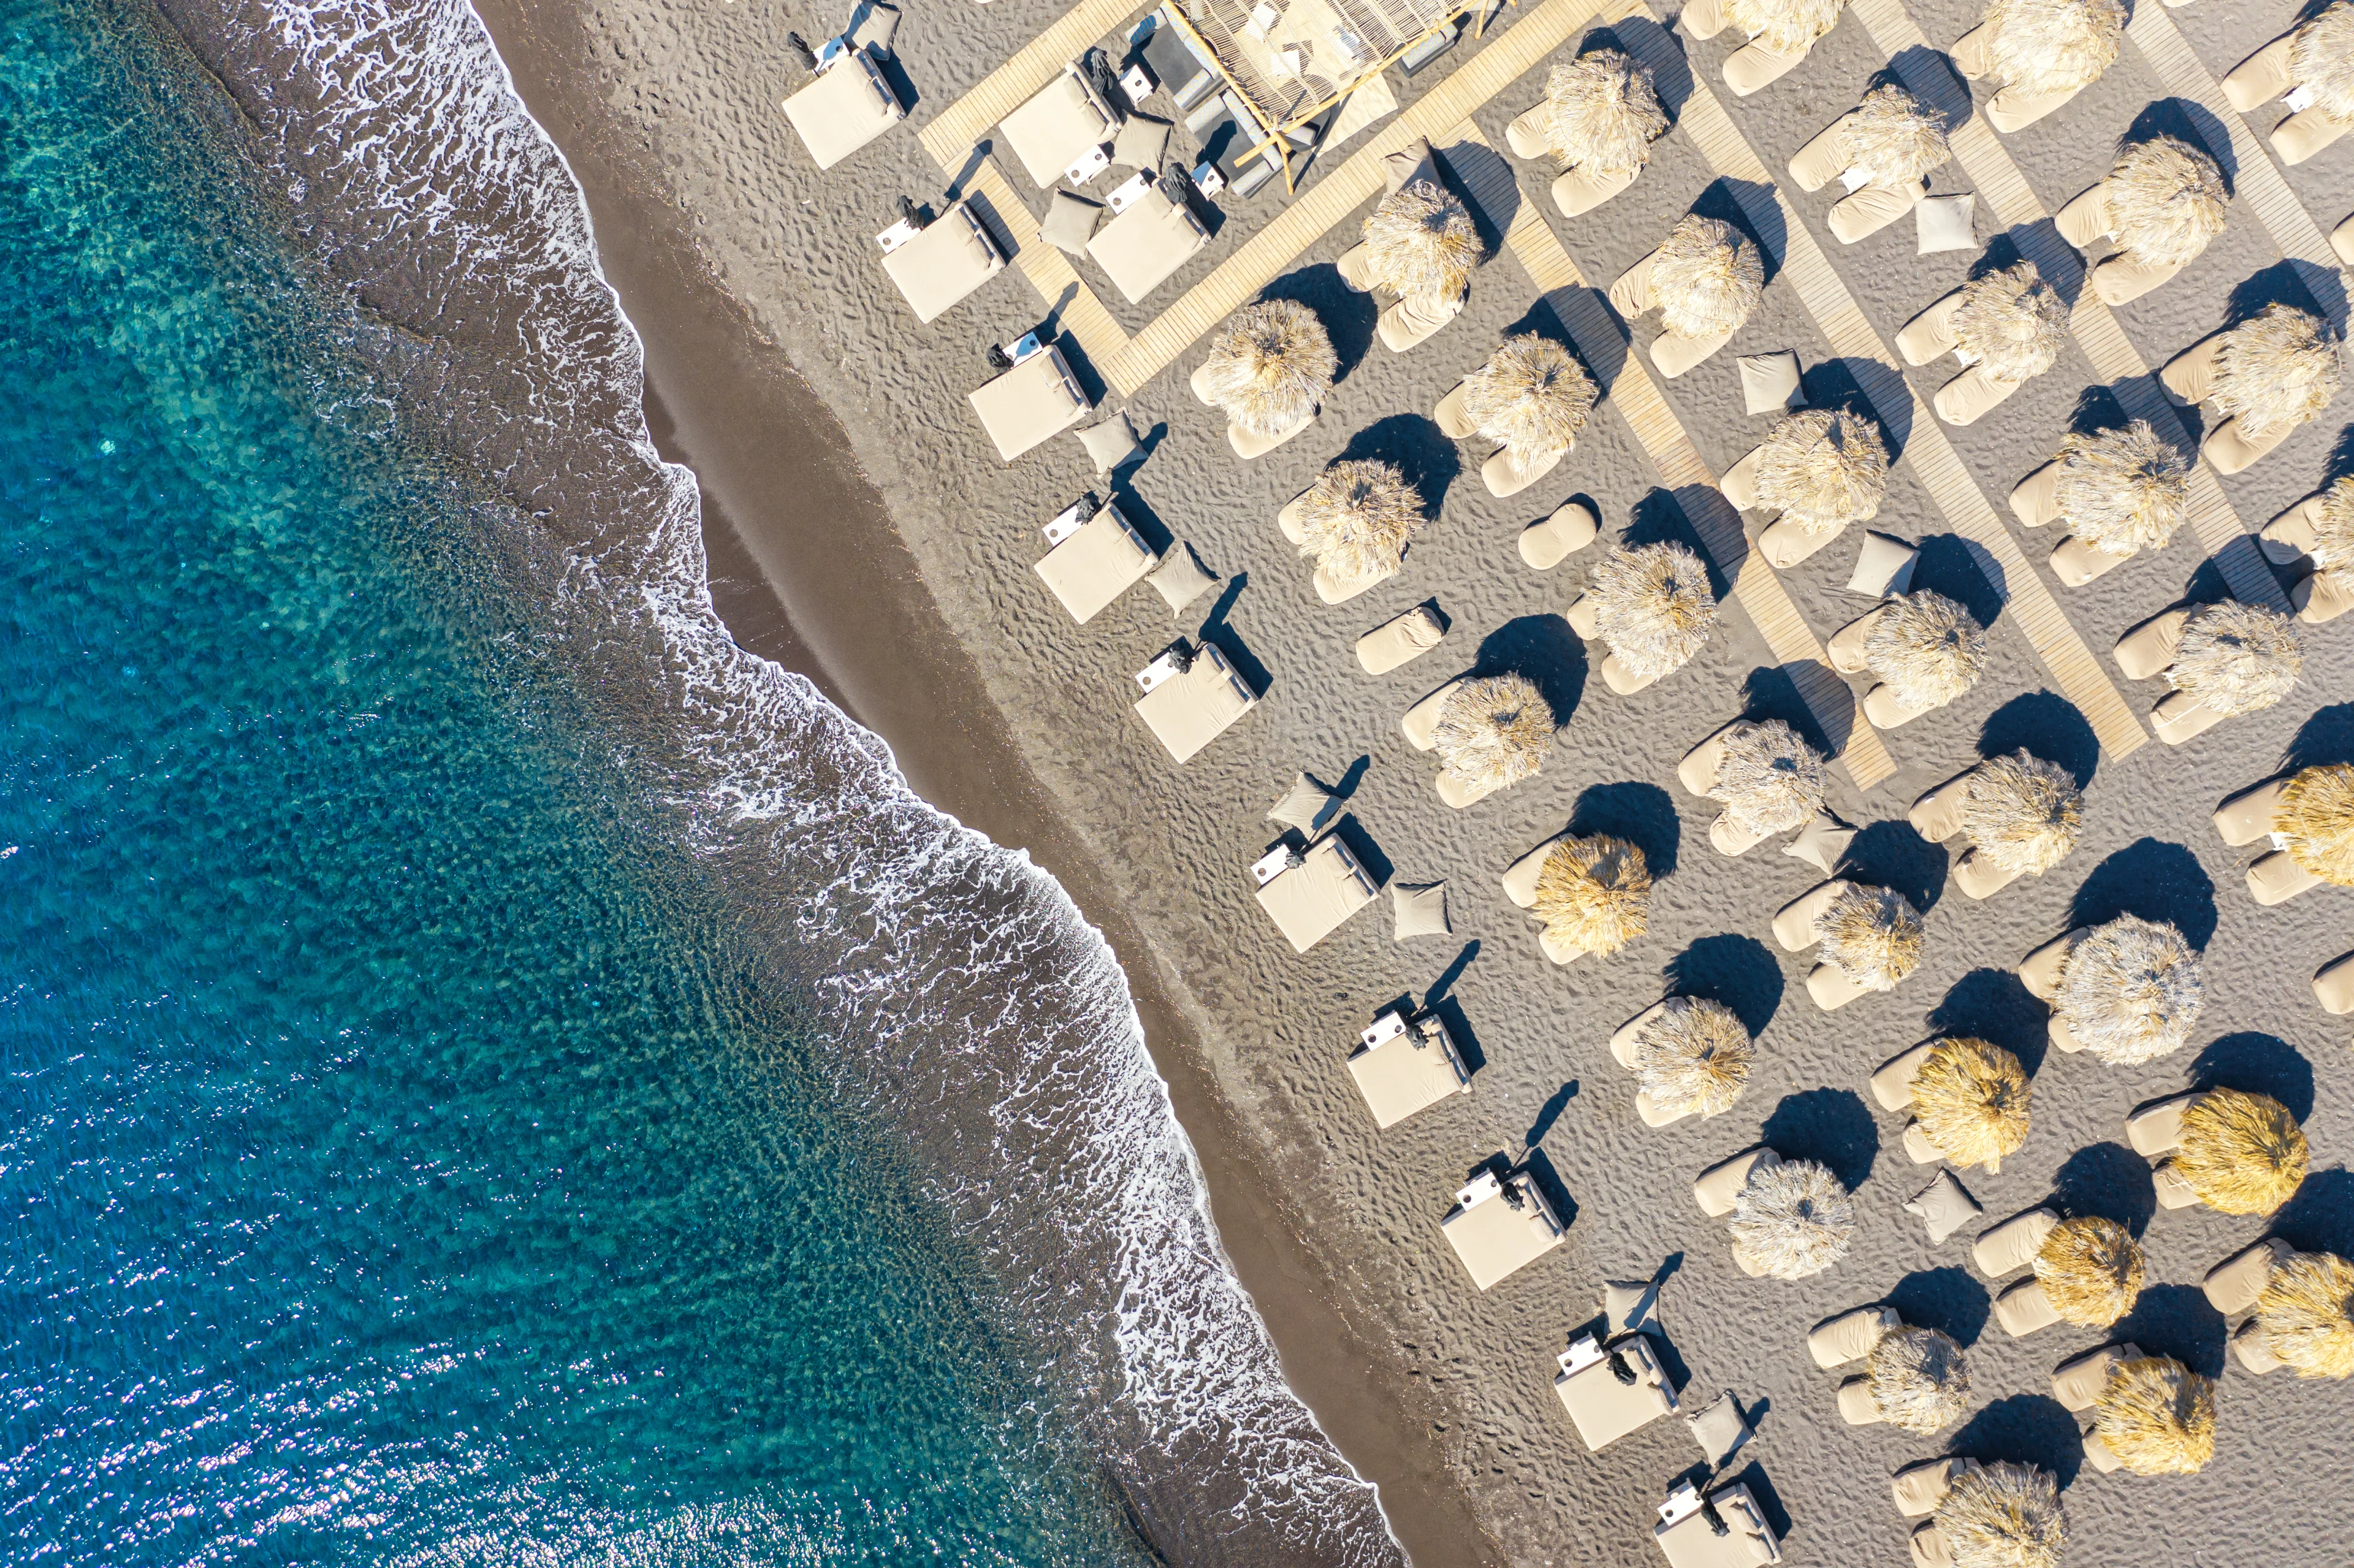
[470,0,2353,1559]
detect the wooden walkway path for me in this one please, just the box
[1615,11,2147,761]
[962,160,1132,370]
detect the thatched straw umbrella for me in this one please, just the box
[1463,335,1598,463]
[1729,1157,1855,1280]
[2274,761,2354,886]
[1293,459,1423,588]
[2176,1087,2308,1216]
[1952,261,2068,382]
[2034,1215,2145,1326]
[1708,719,1827,836]
[2104,136,2228,268]
[2292,1,2354,127]
[2213,304,2344,440]
[1588,542,1720,679]
[1981,0,2124,94]
[1864,591,1987,710]
[1754,408,1889,535]
[1838,82,1951,188]
[1864,1325,1973,1434]
[2092,1355,2216,1476]
[2307,474,2354,573]
[1198,300,1337,438]
[1629,997,1752,1116]
[1934,1462,2066,1568]
[1818,883,1924,991]
[2051,421,2189,556]
[2053,915,2203,1064]
[1533,834,1650,957]
[1650,215,1763,340]
[2165,601,2303,717]
[1433,674,1554,797]
[1724,0,1847,55]
[1362,180,1482,311]
[1537,51,1669,175]
[1959,751,2082,877]
[1911,1037,2032,1171]
[2252,1250,2354,1379]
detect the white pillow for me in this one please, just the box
[1916,192,1976,254]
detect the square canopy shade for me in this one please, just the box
[1655,1482,1781,1567]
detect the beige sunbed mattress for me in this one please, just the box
[1655,1482,1781,1567]
[1556,1333,1677,1450]
[882,200,1004,323]
[782,49,904,170]
[1347,1012,1468,1127]
[1257,832,1379,954]
[1442,1170,1564,1290]
[968,347,1089,462]
[1086,187,1209,303]
[1135,643,1256,763]
[1034,503,1156,623]
[998,69,1115,186]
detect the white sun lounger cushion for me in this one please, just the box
[1556,1331,1677,1450]
[1257,831,1379,952]
[1357,604,1446,674]
[783,48,906,170]
[882,200,1005,323]
[969,347,1091,462]
[1442,1171,1565,1290]
[1347,1010,1469,1126]
[999,69,1118,186]
[1135,642,1257,763]
[1086,186,1209,302]
[1034,504,1156,623]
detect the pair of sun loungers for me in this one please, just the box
[1823,598,1960,729]
[1786,112,1932,245]
[1335,139,1472,355]
[2212,772,2332,902]
[1771,878,1906,1010]
[2223,26,2352,166]
[2259,491,2354,623]
[1347,1002,1469,1127]
[2202,1235,2306,1373]
[1868,1041,2008,1174]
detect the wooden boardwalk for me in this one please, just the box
[1615,12,2147,761]
[962,161,1132,370]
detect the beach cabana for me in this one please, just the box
[2259,476,2354,623]
[1133,639,1259,763]
[2054,136,2228,305]
[968,343,1092,461]
[1906,751,2082,898]
[2159,303,2342,474]
[1251,832,1377,953]
[1949,0,2125,131]
[1441,1166,1567,1290]
[1896,261,2067,425]
[1191,299,1335,458]
[783,45,908,169]
[1555,1329,1679,1450]
[2021,913,2204,1061]
[2008,421,2190,584]
[997,64,1121,187]
[1347,1005,1471,1128]
[2223,2,2354,164]
[1032,501,1159,623]
[1789,83,1951,243]
[880,200,1007,323]
[1607,215,1762,378]
[1505,48,1669,215]
[1653,1480,1781,1567]
[1085,177,1210,303]
[2128,1086,2308,1215]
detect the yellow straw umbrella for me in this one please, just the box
[2253,1251,2354,1379]
[2176,1088,2308,1215]
[2092,1355,2216,1475]
[1533,834,1650,957]
[1934,1461,2066,1568]
[2032,1216,2145,1326]
[1910,1037,2030,1171]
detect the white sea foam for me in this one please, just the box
[163,0,1401,1559]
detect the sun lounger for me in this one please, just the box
[2317,949,2354,1013]
[969,344,1091,461]
[2160,330,2299,474]
[1401,676,1470,750]
[1911,1521,1957,1568]
[2125,1089,2202,1155]
[1521,500,1599,569]
[1892,1456,1981,1518]
[2016,926,2081,1001]
[1254,831,1381,953]
[1972,1206,2059,1277]
[2203,1235,2295,1314]
[1349,1005,1470,1127]
[1556,1330,1679,1450]
[1836,1375,1884,1423]
[1133,640,1258,763]
[1994,1276,2063,1337]
[1357,605,1446,674]
[1694,1145,1781,1217]
[2225,29,2350,164]
[2051,1341,2142,1411]
[783,46,908,170]
[2234,1315,2285,1374]
[1653,1479,1782,1568]
[1808,1304,1899,1368]
[1870,1040,1937,1111]
[1086,179,1209,302]
[1033,501,1158,623]
[999,67,1119,187]
[2261,494,2354,623]
[1902,1121,1945,1164]
[1502,829,1569,908]
[1771,878,1848,951]
[1442,1166,1566,1289]
[880,200,1006,323]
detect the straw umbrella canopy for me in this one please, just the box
[1724,0,1847,55]
[1910,1037,2031,1171]
[1729,1157,1855,1280]
[1293,459,1423,587]
[1864,1325,1973,1434]
[1817,883,1924,991]
[2307,474,2354,573]
[1952,261,2068,382]
[2033,1216,2145,1326]
[1982,0,2124,94]
[2092,1355,2217,1476]
[1960,750,2082,877]
[1537,50,1668,176]
[1534,834,1651,957]
[1433,674,1554,796]
[2165,601,2303,717]
[1629,997,1753,1116]
[1754,408,1889,535]
[2252,1250,2354,1379]
[2214,303,2343,440]
[1362,180,1482,311]
[2051,421,2189,556]
[1648,215,1763,340]
[1588,542,1721,679]
[2275,762,2354,885]
[1838,82,1951,189]
[1934,1462,2066,1568]
[1463,335,1598,462]
[1198,300,1337,438]
[2104,136,2228,268]
[2291,1,2354,126]
[2176,1087,2308,1216]
[1864,591,1987,710]
[2053,913,2203,1065]
[1707,718,1827,836]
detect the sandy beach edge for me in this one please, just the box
[463,2,1501,1561]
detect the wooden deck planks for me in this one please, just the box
[918,0,1152,166]
[962,161,1133,369]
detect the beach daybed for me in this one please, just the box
[1033,500,1158,623]
[879,200,1006,323]
[1653,1479,1781,1567]
[1441,1166,1566,1290]
[1133,640,1258,763]
[1086,176,1209,302]
[782,45,908,170]
[1556,1328,1678,1451]
[1252,831,1380,953]
[999,66,1121,187]
[969,341,1092,461]
[1349,1004,1470,1127]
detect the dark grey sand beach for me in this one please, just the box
[472,0,2353,1559]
